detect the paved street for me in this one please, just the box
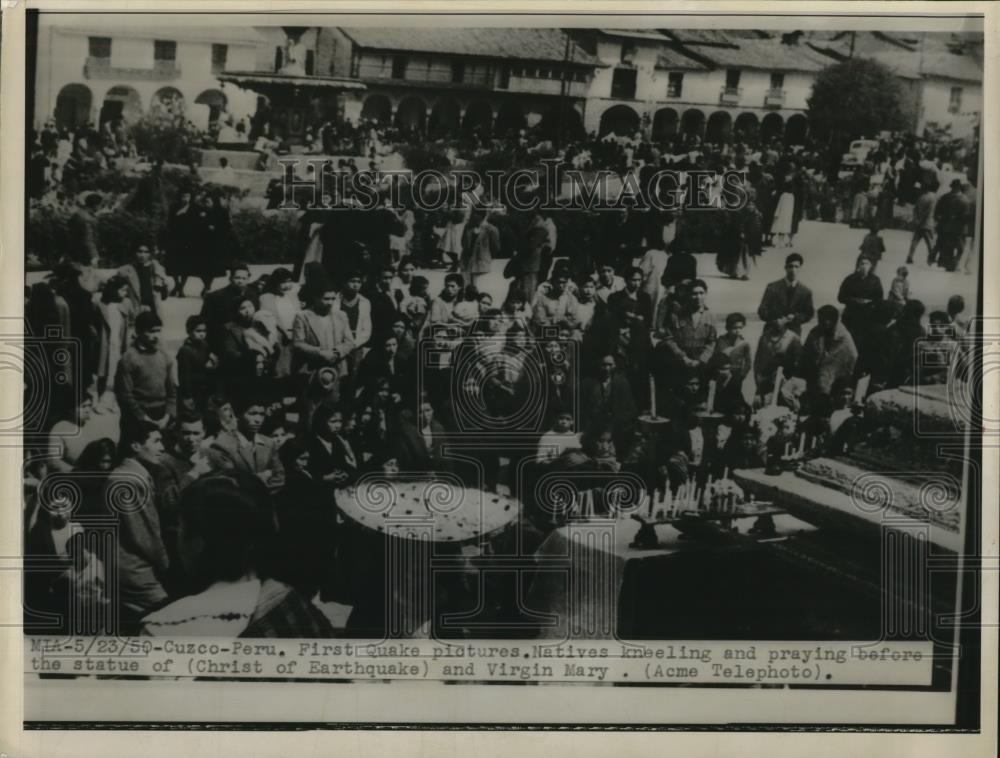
[29,218,975,398]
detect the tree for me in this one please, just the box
[807,57,913,150]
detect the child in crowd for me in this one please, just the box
[709,312,752,411]
[176,315,217,414]
[536,410,583,463]
[859,222,886,268]
[888,265,910,308]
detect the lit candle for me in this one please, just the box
[706,380,717,412]
[854,375,869,402]
[649,376,657,418]
[771,366,784,407]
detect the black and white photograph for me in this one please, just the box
[2,2,995,744]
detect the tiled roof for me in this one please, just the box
[866,49,983,83]
[663,29,735,46]
[655,46,712,71]
[338,27,599,66]
[666,30,832,71]
[598,29,671,42]
[58,24,264,45]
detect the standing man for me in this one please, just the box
[334,270,373,374]
[117,242,169,321]
[594,262,625,311]
[461,209,501,290]
[209,395,285,492]
[654,279,717,387]
[292,284,355,390]
[802,305,858,405]
[68,193,103,292]
[115,311,177,434]
[757,253,815,336]
[201,264,252,352]
[907,182,937,265]
[515,210,551,302]
[934,179,970,272]
[607,266,654,330]
[366,266,400,338]
[107,420,170,630]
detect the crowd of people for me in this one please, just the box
[22,107,979,641]
[24,186,974,639]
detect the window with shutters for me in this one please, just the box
[88,37,111,61]
[154,40,177,62]
[611,67,637,99]
[667,72,684,98]
[392,56,408,79]
[211,44,228,73]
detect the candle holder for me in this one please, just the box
[629,514,660,549]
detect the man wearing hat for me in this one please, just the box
[934,178,971,272]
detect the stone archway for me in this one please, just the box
[598,104,640,137]
[705,110,733,144]
[195,89,228,126]
[785,113,808,146]
[428,97,461,138]
[54,83,93,130]
[100,85,143,127]
[360,94,392,126]
[394,96,427,133]
[151,87,186,118]
[734,112,759,144]
[495,101,526,137]
[652,107,679,143]
[761,112,784,144]
[680,108,706,140]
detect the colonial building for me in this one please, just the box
[568,29,711,140]
[803,31,983,139]
[319,27,599,140]
[572,29,833,145]
[657,30,833,145]
[215,26,600,145]
[574,28,982,146]
[33,18,262,131]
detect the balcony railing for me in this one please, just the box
[764,88,785,108]
[719,86,743,106]
[84,57,180,81]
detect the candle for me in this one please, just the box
[797,432,806,457]
[784,441,791,458]
[771,366,784,407]
[854,375,869,402]
[706,380,717,412]
[649,376,657,418]
[648,488,655,518]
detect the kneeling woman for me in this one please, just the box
[140,472,335,638]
